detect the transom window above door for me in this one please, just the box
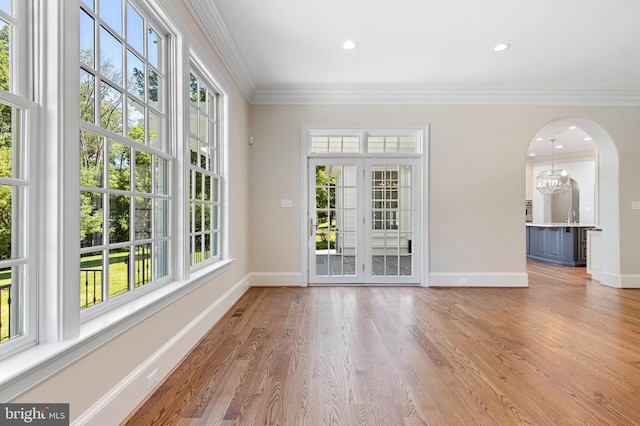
[308,128,422,155]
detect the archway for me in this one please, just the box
[525,117,620,286]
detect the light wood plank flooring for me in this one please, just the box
[124,260,640,425]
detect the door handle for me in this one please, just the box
[310,218,315,236]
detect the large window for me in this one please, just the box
[0,1,35,349]
[0,0,230,367]
[188,69,221,269]
[79,0,171,310]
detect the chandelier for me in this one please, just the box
[535,139,570,195]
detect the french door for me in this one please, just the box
[308,157,420,284]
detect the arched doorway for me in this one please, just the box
[525,117,620,286]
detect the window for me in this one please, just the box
[0,0,36,350]
[188,69,221,269]
[79,0,171,310]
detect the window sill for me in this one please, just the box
[0,259,234,401]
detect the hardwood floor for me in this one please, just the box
[124,260,640,425]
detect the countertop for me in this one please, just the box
[526,222,596,228]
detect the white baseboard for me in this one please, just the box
[72,275,251,426]
[250,272,303,287]
[428,272,529,287]
[600,272,640,288]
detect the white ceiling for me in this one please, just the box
[527,118,596,158]
[192,0,640,105]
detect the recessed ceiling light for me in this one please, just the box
[568,126,577,130]
[492,43,510,52]
[556,145,564,149]
[529,153,536,156]
[343,40,358,50]
[584,137,592,141]
[535,137,543,141]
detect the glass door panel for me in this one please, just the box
[309,159,363,283]
[366,160,419,283]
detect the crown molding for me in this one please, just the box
[183,0,255,100]
[250,86,640,106]
[183,1,640,107]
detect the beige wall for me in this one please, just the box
[249,104,640,281]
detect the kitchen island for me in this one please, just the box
[526,223,595,266]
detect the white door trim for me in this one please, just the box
[300,124,430,287]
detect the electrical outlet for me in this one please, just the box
[459,278,469,285]
[146,369,159,391]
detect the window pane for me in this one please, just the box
[203,174,210,201]
[198,111,206,140]
[109,141,130,190]
[194,234,202,265]
[0,185,12,260]
[189,105,198,137]
[212,205,219,231]
[80,251,103,309]
[127,50,144,99]
[127,97,145,143]
[109,247,129,297]
[134,243,151,287]
[135,197,151,239]
[148,27,161,69]
[208,143,217,174]
[81,0,94,12]
[0,20,10,91]
[208,92,216,117]
[311,137,328,153]
[80,69,96,124]
[190,136,198,166]
[100,82,123,134]
[328,137,342,153]
[368,136,384,153]
[212,177,219,202]
[0,102,13,178]
[80,10,95,67]
[195,203,203,233]
[203,203,210,231]
[100,0,122,35]
[155,157,168,195]
[148,110,162,151]
[126,3,144,55]
[135,150,151,192]
[343,137,359,153]
[194,171,202,200]
[155,240,168,279]
[199,83,206,106]
[148,68,160,110]
[100,26,123,85]
[201,233,209,260]
[0,266,20,342]
[399,136,416,153]
[0,1,10,14]
[211,232,219,257]
[189,74,198,102]
[155,199,168,237]
[109,194,130,243]
[80,191,103,248]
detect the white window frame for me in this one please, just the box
[187,60,225,271]
[0,0,38,360]
[77,0,176,321]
